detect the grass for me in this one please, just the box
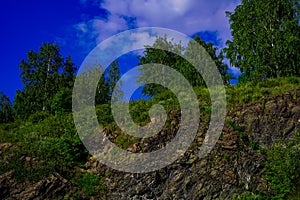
[226,77,300,106]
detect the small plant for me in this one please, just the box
[226,120,242,132]
[114,134,139,149]
[239,131,245,139]
[75,173,106,196]
[249,141,259,150]
[234,191,263,200]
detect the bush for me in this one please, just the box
[263,132,300,199]
[287,77,299,84]
[28,111,50,123]
[0,114,89,182]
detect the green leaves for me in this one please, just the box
[14,43,77,119]
[263,133,300,199]
[225,0,300,81]
[51,87,72,115]
[0,92,13,123]
[138,35,232,97]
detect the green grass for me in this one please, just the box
[226,77,300,106]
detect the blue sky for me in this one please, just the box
[0,0,241,101]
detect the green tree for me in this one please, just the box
[63,55,77,88]
[185,35,232,85]
[107,60,123,102]
[13,43,77,119]
[137,36,185,97]
[138,35,231,97]
[76,61,123,106]
[0,92,13,123]
[51,87,73,115]
[13,90,33,120]
[224,0,300,82]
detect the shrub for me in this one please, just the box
[0,113,89,182]
[287,77,299,84]
[75,173,106,196]
[28,111,50,123]
[263,132,300,199]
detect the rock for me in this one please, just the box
[0,143,12,154]
[5,172,70,200]
[0,170,14,198]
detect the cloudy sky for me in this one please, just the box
[0,0,241,101]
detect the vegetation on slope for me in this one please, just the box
[1,77,300,198]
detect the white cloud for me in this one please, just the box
[77,0,240,47]
[92,15,128,43]
[121,31,157,53]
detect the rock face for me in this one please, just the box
[0,171,70,200]
[94,90,300,200]
[0,89,299,199]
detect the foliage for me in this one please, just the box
[138,35,232,97]
[0,114,88,182]
[114,134,139,149]
[235,132,300,200]
[28,111,50,123]
[234,192,264,200]
[75,61,123,106]
[186,35,232,85]
[0,92,13,123]
[225,0,300,82]
[51,87,72,115]
[13,43,77,119]
[263,132,300,199]
[107,60,124,102]
[95,104,114,127]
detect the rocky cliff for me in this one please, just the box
[1,89,300,199]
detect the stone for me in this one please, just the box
[0,143,12,154]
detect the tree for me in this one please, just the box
[185,35,232,85]
[13,43,77,119]
[51,87,73,115]
[107,60,123,102]
[63,55,77,88]
[138,35,231,97]
[137,36,185,97]
[0,92,13,123]
[224,0,300,82]
[76,60,123,106]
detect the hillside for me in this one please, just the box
[0,77,300,199]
